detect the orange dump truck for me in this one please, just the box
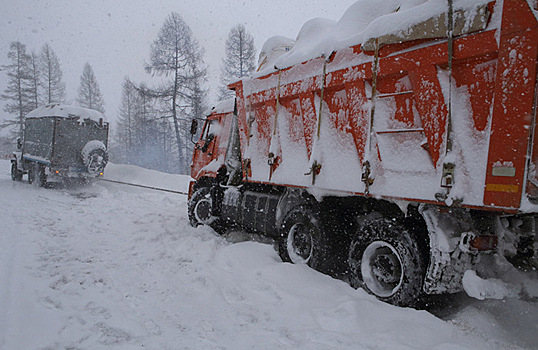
[189,0,538,306]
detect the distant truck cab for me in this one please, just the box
[11,104,109,186]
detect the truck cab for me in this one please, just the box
[11,105,109,186]
[190,99,236,186]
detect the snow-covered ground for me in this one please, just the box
[0,159,536,350]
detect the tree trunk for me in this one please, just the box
[172,69,185,173]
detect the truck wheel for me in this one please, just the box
[38,165,47,187]
[279,206,328,271]
[11,162,22,181]
[81,140,108,174]
[27,165,35,184]
[188,186,225,234]
[348,218,425,307]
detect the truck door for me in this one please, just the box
[191,117,220,179]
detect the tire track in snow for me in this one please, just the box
[0,179,76,347]
[0,177,150,348]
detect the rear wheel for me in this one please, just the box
[278,206,328,271]
[11,161,22,181]
[27,164,35,184]
[38,165,47,187]
[348,218,426,307]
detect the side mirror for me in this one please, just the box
[16,137,22,150]
[190,119,198,135]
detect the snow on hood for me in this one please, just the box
[26,104,105,122]
[257,0,492,74]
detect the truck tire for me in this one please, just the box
[11,161,22,181]
[38,164,47,187]
[188,186,225,234]
[278,206,328,271]
[348,218,425,307]
[81,140,108,174]
[27,164,35,184]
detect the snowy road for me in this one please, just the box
[0,160,536,349]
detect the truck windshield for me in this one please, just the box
[202,119,219,140]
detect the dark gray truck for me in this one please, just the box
[11,105,109,186]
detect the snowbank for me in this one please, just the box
[1,159,536,349]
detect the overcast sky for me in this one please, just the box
[0,0,356,128]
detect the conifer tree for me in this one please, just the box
[145,12,208,173]
[1,41,33,138]
[77,62,105,113]
[218,24,256,100]
[116,77,137,163]
[40,43,66,104]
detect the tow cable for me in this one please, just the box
[100,178,189,195]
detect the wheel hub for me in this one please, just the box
[194,197,212,224]
[287,223,313,264]
[361,241,404,297]
[371,250,401,284]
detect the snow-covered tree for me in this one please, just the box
[39,43,66,105]
[218,24,256,101]
[145,12,208,174]
[77,62,105,113]
[1,41,33,139]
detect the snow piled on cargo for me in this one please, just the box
[1,159,537,349]
[257,36,295,72]
[259,0,492,73]
[26,104,104,122]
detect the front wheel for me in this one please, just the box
[278,206,328,271]
[348,218,426,307]
[188,186,225,234]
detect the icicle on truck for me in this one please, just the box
[11,105,109,186]
[188,0,538,307]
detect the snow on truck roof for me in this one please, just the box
[211,98,235,114]
[26,104,104,121]
[257,0,492,74]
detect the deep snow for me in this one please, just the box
[0,159,537,349]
